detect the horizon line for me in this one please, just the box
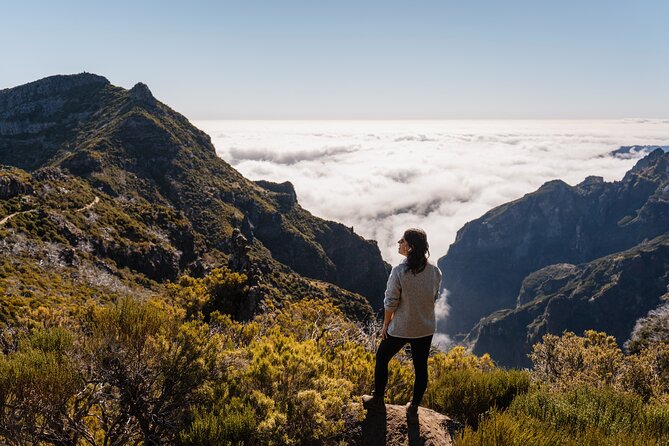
[192,117,669,122]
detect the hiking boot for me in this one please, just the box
[406,401,419,424]
[362,392,385,412]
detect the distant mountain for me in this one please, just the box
[469,233,669,367]
[610,145,669,158]
[439,149,669,335]
[0,73,389,322]
[439,149,669,364]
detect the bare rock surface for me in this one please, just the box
[346,403,456,446]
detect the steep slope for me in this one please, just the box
[468,234,669,368]
[0,164,376,323]
[0,73,389,320]
[438,149,669,337]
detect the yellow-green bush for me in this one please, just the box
[0,297,222,445]
[167,268,249,320]
[0,326,91,445]
[531,330,624,390]
[531,330,669,402]
[457,386,669,446]
[425,366,530,428]
[177,398,257,446]
[238,333,352,444]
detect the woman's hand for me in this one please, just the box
[381,309,393,340]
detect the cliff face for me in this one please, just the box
[0,74,111,170]
[468,234,669,368]
[0,73,389,317]
[438,150,669,337]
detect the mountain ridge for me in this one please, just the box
[438,148,669,338]
[438,148,669,367]
[0,73,389,322]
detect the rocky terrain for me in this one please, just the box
[346,404,456,446]
[0,73,390,323]
[438,148,669,367]
[469,233,669,367]
[439,149,669,338]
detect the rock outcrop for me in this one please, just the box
[0,166,33,199]
[610,145,669,158]
[345,404,457,446]
[438,149,669,338]
[468,233,669,368]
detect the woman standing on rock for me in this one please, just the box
[362,228,442,422]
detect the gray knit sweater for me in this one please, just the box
[384,260,442,339]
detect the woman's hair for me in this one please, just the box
[404,228,430,274]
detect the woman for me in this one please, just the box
[362,228,442,422]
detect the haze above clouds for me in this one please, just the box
[197,120,669,265]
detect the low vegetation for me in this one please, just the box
[2,264,669,444]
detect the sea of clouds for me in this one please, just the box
[197,119,669,265]
[196,119,669,349]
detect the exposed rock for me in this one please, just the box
[516,263,577,307]
[627,147,667,175]
[93,239,181,282]
[345,403,456,446]
[0,73,111,170]
[469,234,669,368]
[32,166,68,182]
[0,73,109,111]
[128,82,156,105]
[0,166,32,199]
[439,150,669,338]
[577,175,604,187]
[60,150,104,175]
[255,179,298,209]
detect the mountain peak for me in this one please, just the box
[633,147,666,168]
[129,82,156,105]
[0,73,109,101]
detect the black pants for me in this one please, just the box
[374,333,433,405]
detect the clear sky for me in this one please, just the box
[2,0,668,119]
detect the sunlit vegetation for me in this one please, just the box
[3,165,669,443]
[455,331,669,445]
[3,267,669,445]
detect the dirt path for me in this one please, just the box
[0,195,98,226]
[76,196,99,212]
[0,209,37,226]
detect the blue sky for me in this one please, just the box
[2,0,668,119]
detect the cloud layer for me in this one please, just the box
[197,120,669,267]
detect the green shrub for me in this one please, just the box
[510,386,645,436]
[456,386,669,446]
[0,327,92,445]
[456,409,564,446]
[177,398,257,446]
[425,366,530,427]
[168,268,249,320]
[530,330,624,391]
[532,331,669,402]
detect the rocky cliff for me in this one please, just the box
[468,234,669,368]
[0,73,389,320]
[438,149,669,337]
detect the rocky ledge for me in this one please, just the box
[345,403,457,446]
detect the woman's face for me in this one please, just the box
[397,236,411,257]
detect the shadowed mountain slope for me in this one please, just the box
[468,233,669,368]
[438,149,669,338]
[0,73,390,321]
